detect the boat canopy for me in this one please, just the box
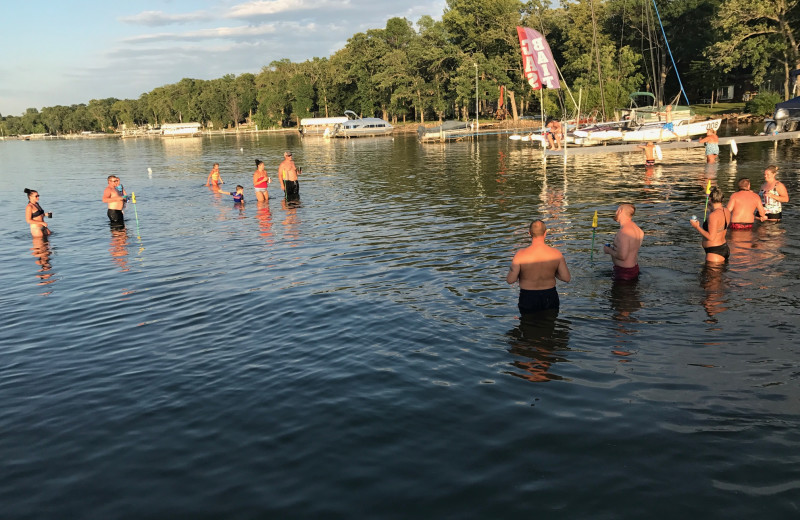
[300,117,348,126]
[776,96,800,110]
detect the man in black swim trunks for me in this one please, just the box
[102,175,127,228]
[506,220,571,314]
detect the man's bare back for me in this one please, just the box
[604,204,643,268]
[507,221,571,290]
[727,179,767,224]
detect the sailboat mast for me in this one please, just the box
[589,0,607,120]
[650,0,690,105]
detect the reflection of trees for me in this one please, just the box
[505,311,571,383]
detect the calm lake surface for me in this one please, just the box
[1,127,798,518]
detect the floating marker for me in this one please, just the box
[240,147,244,152]
[654,145,663,160]
[591,210,598,263]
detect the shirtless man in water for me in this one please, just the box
[102,175,127,227]
[726,178,767,230]
[506,220,571,314]
[603,203,644,281]
[278,151,300,201]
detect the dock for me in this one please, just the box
[541,131,800,156]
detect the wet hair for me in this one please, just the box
[765,165,778,175]
[24,188,38,200]
[107,175,116,181]
[255,159,263,168]
[529,220,547,237]
[707,128,716,135]
[710,186,724,204]
[737,178,750,190]
[235,185,244,191]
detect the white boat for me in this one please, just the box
[329,110,393,138]
[620,118,722,142]
[160,122,202,138]
[417,120,472,142]
[299,116,348,136]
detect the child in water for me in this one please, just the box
[638,142,656,166]
[218,185,245,204]
[205,163,224,187]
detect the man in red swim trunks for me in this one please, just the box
[603,203,644,281]
[726,178,767,230]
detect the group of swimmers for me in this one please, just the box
[506,164,790,316]
[206,151,301,204]
[23,151,304,236]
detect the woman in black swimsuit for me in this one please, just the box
[690,186,730,263]
[24,188,51,238]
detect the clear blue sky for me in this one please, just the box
[0,0,446,117]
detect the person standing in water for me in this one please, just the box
[699,128,719,163]
[253,159,271,202]
[603,203,644,281]
[205,163,224,188]
[506,220,571,315]
[278,151,300,202]
[638,142,657,166]
[726,178,767,230]
[758,165,789,221]
[24,188,51,237]
[102,175,128,227]
[691,186,731,263]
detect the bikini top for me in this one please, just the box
[30,202,44,219]
[703,208,729,232]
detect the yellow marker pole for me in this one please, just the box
[131,192,141,239]
[703,180,712,220]
[590,210,598,262]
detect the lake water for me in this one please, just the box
[1,128,798,518]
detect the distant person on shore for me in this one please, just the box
[205,163,224,188]
[253,159,271,202]
[726,178,767,229]
[278,151,301,202]
[699,128,719,163]
[638,142,657,166]
[759,165,789,221]
[102,175,128,227]
[691,186,730,263]
[506,220,571,314]
[24,188,52,237]
[218,185,245,204]
[603,203,644,281]
[545,118,563,150]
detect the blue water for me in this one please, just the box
[1,130,798,518]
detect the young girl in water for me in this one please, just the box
[24,188,52,237]
[205,163,224,187]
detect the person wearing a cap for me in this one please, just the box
[279,151,301,202]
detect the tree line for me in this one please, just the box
[2,0,798,136]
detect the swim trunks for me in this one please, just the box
[613,264,640,281]
[663,122,674,132]
[730,222,753,230]
[107,209,124,223]
[284,180,300,201]
[645,159,655,166]
[518,287,560,314]
[703,243,730,260]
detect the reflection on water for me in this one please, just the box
[30,237,56,292]
[256,201,273,244]
[700,263,728,323]
[109,226,129,272]
[505,310,571,383]
[281,199,301,244]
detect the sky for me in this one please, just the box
[0,0,447,117]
